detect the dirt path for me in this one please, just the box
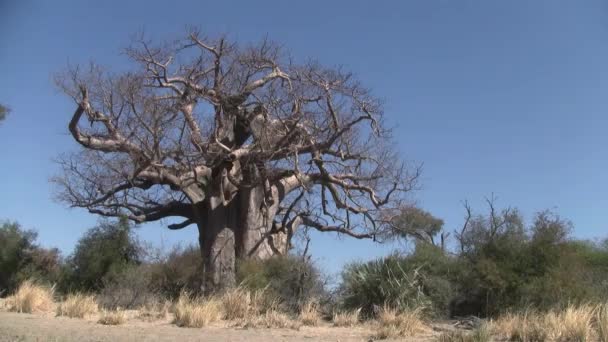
[0,311,396,342]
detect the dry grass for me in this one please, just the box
[240,309,302,329]
[98,309,127,325]
[5,281,54,314]
[137,300,171,321]
[492,305,595,342]
[597,303,608,342]
[56,293,98,318]
[372,306,428,340]
[299,301,321,326]
[332,308,361,327]
[437,325,491,342]
[220,287,251,320]
[172,293,222,328]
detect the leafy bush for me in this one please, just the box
[0,221,62,295]
[61,218,142,292]
[236,255,326,313]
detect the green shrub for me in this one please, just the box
[0,221,62,295]
[338,253,431,317]
[61,218,142,293]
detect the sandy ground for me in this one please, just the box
[0,310,446,342]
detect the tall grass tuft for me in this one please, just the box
[597,303,608,342]
[98,309,128,325]
[332,308,361,327]
[372,305,428,339]
[56,293,98,318]
[5,280,54,313]
[220,287,251,320]
[172,292,222,328]
[492,305,595,342]
[299,301,321,326]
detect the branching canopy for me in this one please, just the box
[54,30,420,241]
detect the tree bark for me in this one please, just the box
[196,184,287,294]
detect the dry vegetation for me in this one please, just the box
[56,293,98,318]
[597,303,608,342]
[172,293,223,328]
[137,300,170,321]
[8,278,608,342]
[436,325,491,342]
[98,309,128,325]
[5,281,54,313]
[372,306,428,340]
[241,310,302,329]
[332,308,361,327]
[299,301,322,326]
[490,304,604,341]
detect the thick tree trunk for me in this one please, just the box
[195,184,287,294]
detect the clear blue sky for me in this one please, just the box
[1,0,607,278]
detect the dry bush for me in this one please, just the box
[332,308,361,327]
[172,292,222,328]
[555,305,594,342]
[491,311,548,342]
[137,300,171,321]
[299,301,321,326]
[56,293,98,318]
[241,310,301,329]
[372,306,428,340]
[220,287,251,320]
[597,303,608,342]
[492,305,595,342]
[5,280,54,313]
[98,309,127,325]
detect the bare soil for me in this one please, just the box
[0,310,443,342]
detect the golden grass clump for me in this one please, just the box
[554,305,594,342]
[332,308,361,327]
[372,306,428,340]
[98,309,128,325]
[56,293,99,318]
[597,303,608,342]
[5,280,54,313]
[492,305,595,342]
[220,287,251,320]
[491,311,548,342]
[299,301,321,326]
[172,293,222,328]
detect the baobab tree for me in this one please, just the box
[54,29,420,292]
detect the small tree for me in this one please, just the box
[64,218,141,292]
[54,29,419,292]
[0,221,62,295]
[0,104,8,122]
[387,206,447,248]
